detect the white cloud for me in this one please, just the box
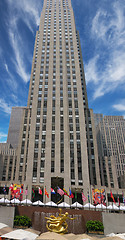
[4,63,18,91]
[9,30,30,83]
[0,132,7,142]
[11,94,18,103]
[85,55,99,84]
[113,100,125,112]
[6,0,42,83]
[85,1,125,100]
[91,10,109,42]
[0,99,12,114]
[4,63,9,73]
[7,0,42,31]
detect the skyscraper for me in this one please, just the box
[1,0,123,202]
[17,0,91,200]
[94,114,125,189]
[15,0,95,199]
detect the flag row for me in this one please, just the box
[1,184,125,206]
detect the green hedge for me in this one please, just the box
[86,220,104,232]
[14,215,31,227]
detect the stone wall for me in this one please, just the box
[0,206,15,228]
[15,206,102,234]
[102,212,125,235]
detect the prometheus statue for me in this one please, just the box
[45,208,75,234]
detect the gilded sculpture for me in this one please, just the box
[45,208,75,234]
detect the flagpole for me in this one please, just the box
[117,190,120,210]
[111,189,113,207]
[99,188,101,211]
[122,191,125,206]
[83,189,84,209]
[94,188,96,211]
[70,186,72,207]
[75,188,77,203]
[45,186,46,204]
[90,185,92,204]
[105,188,107,211]
[87,188,90,210]
[51,188,52,207]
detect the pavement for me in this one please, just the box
[36,232,125,240]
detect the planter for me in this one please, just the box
[14,226,28,229]
[88,230,104,235]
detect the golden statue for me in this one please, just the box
[45,208,75,234]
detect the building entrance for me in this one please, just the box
[51,177,64,203]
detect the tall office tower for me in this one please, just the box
[94,114,125,189]
[7,107,27,149]
[0,0,100,201]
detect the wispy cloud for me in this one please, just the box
[8,30,30,83]
[8,0,42,29]
[85,1,125,100]
[5,0,42,83]
[113,99,125,112]
[0,98,12,114]
[84,55,99,84]
[4,63,9,73]
[0,132,7,142]
[4,63,18,91]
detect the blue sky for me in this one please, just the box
[0,0,125,142]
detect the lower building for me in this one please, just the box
[94,114,125,189]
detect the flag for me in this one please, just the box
[9,184,14,191]
[32,188,35,198]
[45,188,49,198]
[63,188,69,196]
[39,187,42,195]
[20,186,23,194]
[82,192,87,202]
[122,192,125,205]
[75,192,77,200]
[3,185,7,194]
[25,188,28,196]
[110,191,116,204]
[13,185,17,193]
[57,187,64,196]
[88,191,90,203]
[51,188,56,194]
[101,189,106,204]
[117,195,120,206]
[69,188,74,198]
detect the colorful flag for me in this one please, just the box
[20,188,22,194]
[101,190,106,204]
[57,187,64,196]
[69,188,74,198]
[92,189,106,205]
[110,191,116,204]
[9,183,14,191]
[75,192,77,200]
[3,185,7,194]
[51,188,56,194]
[32,188,35,198]
[117,195,120,206]
[88,191,90,203]
[13,185,17,193]
[25,188,28,196]
[82,192,87,202]
[45,188,49,198]
[9,184,23,200]
[122,192,125,205]
[63,188,69,196]
[39,187,42,195]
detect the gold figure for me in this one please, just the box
[45,208,75,234]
